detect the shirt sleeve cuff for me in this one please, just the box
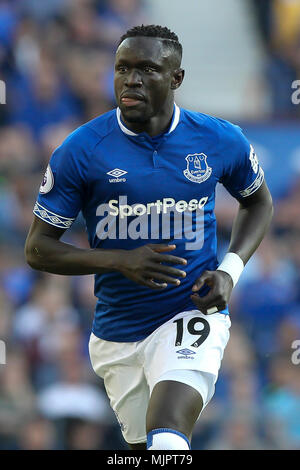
[33,202,75,229]
[238,167,264,198]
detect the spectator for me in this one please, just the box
[263,356,300,449]
[17,415,56,450]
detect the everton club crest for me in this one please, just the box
[183,153,212,183]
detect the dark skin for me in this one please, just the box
[114,36,184,136]
[25,36,273,450]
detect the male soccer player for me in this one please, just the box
[25,25,273,450]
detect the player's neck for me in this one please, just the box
[121,102,175,138]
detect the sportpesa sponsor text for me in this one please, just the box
[95,195,208,249]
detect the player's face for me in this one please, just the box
[114,37,179,124]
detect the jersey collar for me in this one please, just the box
[116,103,181,137]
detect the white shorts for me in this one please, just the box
[89,309,231,444]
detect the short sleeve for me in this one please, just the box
[220,125,264,200]
[33,130,88,229]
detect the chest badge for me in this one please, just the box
[183,153,212,183]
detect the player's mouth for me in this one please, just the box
[120,93,145,107]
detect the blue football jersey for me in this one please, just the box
[33,104,264,341]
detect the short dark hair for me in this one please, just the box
[118,24,183,66]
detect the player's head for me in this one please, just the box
[114,25,184,124]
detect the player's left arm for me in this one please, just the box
[223,179,273,264]
[191,174,273,314]
[191,123,274,314]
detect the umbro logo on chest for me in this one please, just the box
[107,168,127,183]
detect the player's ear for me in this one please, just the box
[171,68,185,90]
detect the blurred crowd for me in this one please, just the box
[0,0,300,450]
[252,0,300,117]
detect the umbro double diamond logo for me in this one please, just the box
[107,168,127,183]
[176,348,196,359]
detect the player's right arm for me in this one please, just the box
[25,218,187,289]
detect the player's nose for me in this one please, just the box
[125,69,143,87]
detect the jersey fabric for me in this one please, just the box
[33,104,264,342]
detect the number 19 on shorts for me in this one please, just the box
[173,317,210,348]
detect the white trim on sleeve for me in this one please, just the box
[33,202,75,229]
[238,167,264,198]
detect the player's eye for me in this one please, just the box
[117,66,128,73]
[143,66,155,73]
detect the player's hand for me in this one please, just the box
[190,270,233,314]
[118,244,187,289]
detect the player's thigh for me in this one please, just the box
[146,378,203,440]
[89,333,149,445]
[144,310,231,434]
[144,310,230,387]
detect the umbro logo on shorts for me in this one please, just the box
[176,348,195,359]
